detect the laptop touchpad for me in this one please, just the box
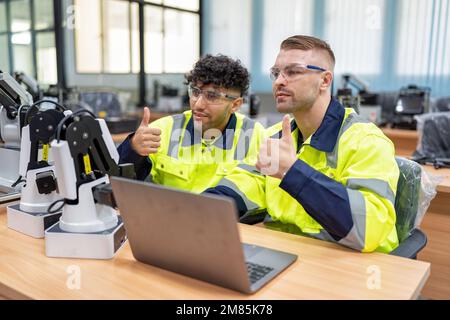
[242,243,264,259]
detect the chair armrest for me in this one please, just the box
[239,210,267,225]
[390,229,427,259]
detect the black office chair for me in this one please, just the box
[412,113,450,168]
[239,209,268,225]
[434,97,450,112]
[390,157,427,259]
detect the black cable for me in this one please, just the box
[11,175,26,188]
[24,99,68,126]
[30,99,67,111]
[47,199,65,214]
[56,109,96,142]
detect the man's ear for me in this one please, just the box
[230,97,244,113]
[320,71,333,91]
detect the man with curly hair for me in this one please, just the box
[117,54,265,194]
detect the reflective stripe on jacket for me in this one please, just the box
[119,110,265,193]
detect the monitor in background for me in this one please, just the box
[392,85,431,130]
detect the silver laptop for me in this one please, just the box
[110,177,298,294]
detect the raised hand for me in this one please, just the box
[256,115,297,179]
[131,107,162,156]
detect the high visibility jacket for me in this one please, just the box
[118,110,265,193]
[207,99,400,253]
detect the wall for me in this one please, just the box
[62,0,186,108]
[203,0,450,99]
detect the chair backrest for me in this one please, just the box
[394,157,422,242]
[435,97,450,112]
[419,113,450,159]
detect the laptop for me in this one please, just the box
[110,177,298,294]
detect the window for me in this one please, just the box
[396,0,450,76]
[131,3,140,73]
[10,0,31,33]
[0,0,57,84]
[207,0,252,69]
[0,1,7,33]
[163,0,199,11]
[145,0,199,11]
[144,3,199,73]
[74,0,102,73]
[103,0,132,73]
[207,0,450,94]
[34,0,54,30]
[10,0,33,75]
[144,6,163,73]
[0,34,10,72]
[324,0,385,75]
[75,0,139,73]
[36,32,57,84]
[163,9,199,73]
[12,32,33,76]
[75,0,200,74]
[262,0,314,73]
[34,0,57,84]
[0,1,10,72]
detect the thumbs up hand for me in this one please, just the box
[131,107,162,156]
[256,115,297,179]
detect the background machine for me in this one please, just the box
[392,84,431,130]
[0,71,33,202]
[336,73,381,124]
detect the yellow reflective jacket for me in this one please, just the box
[207,99,400,253]
[118,110,265,193]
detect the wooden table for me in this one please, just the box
[422,166,450,194]
[0,207,430,300]
[416,166,450,299]
[379,127,450,298]
[112,132,131,145]
[381,128,419,157]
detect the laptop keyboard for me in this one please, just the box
[246,262,274,284]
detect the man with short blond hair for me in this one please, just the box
[206,35,400,253]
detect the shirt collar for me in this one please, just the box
[309,98,345,152]
[182,113,237,150]
[282,98,345,153]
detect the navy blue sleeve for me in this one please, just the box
[279,159,353,241]
[204,186,248,217]
[117,133,152,181]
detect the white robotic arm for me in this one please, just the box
[7,99,72,238]
[46,109,134,259]
[16,100,71,212]
[13,71,42,102]
[0,70,33,148]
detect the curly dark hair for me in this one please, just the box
[185,54,250,97]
